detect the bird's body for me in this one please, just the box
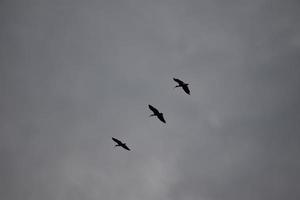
[148,104,166,123]
[112,137,131,151]
[173,78,190,95]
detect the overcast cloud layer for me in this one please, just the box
[1,0,300,200]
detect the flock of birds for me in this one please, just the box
[112,78,190,151]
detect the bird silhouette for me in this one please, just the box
[148,104,166,123]
[173,78,190,95]
[112,137,131,151]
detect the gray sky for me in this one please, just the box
[1,0,300,200]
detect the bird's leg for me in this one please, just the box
[149,114,155,117]
[174,85,180,88]
[114,144,120,147]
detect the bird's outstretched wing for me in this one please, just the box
[173,78,185,85]
[182,85,190,95]
[122,144,131,151]
[112,137,123,145]
[148,104,159,114]
[158,114,166,123]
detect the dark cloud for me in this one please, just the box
[1,0,300,200]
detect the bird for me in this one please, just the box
[112,137,131,151]
[148,104,166,123]
[173,78,190,95]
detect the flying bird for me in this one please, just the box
[112,137,131,151]
[173,78,190,95]
[148,104,166,123]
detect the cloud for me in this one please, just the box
[1,0,300,200]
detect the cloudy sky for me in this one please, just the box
[1,0,300,200]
